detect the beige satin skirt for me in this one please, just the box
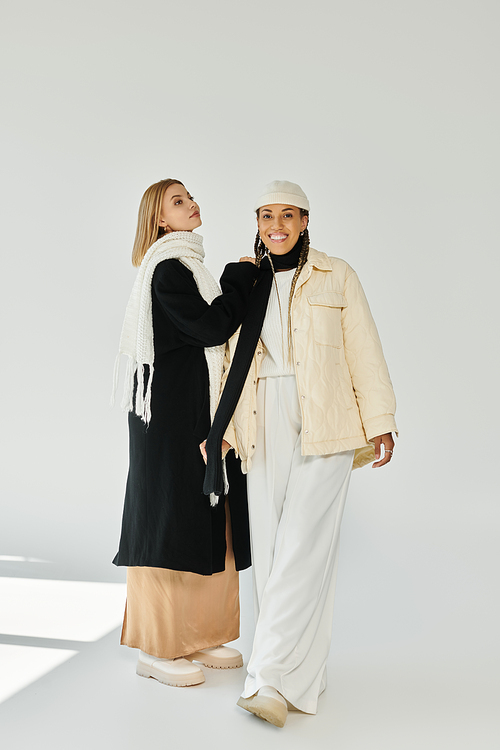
[120,503,240,659]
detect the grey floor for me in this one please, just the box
[2,484,499,750]
[2,623,494,750]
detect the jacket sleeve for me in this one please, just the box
[342,267,398,440]
[152,259,258,347]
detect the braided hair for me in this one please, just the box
[254,208,310,356]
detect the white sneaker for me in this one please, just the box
[186,645,243,669]
[136,651,205,687]
[237,686,288,727]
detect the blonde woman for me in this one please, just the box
[113,178,257,687]
[203,180,397,725]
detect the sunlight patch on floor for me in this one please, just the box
[0,644,78,704]
[0,578,126,641]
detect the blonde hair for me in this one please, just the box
[131,178,184,267]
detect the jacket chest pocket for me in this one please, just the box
[307,291,347,348]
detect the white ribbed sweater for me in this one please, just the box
[259,268,296,378]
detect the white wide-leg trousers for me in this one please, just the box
[242,375,354,714]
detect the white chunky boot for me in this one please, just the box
[136,651,205,687]
[237,685,288,727]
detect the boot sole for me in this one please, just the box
[237,695,287,727]
[136,662,205,687]
[186,652,243,669]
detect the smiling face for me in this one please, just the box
[158,183,202,233]
[257,204,308,255]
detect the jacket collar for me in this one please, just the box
[294,247,331,294]
[306,247,331,270]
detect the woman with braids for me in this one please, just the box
[202,180,397,726]
[113,178,258,688]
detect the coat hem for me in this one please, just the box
[112,556,251,574]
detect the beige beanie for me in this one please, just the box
[254,180,310,212]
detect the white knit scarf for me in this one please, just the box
[112,232,226,503]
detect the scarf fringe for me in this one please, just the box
[110,353,121,407]
[223,456,229,495]
[110,354,137,412]
[208,457,229,507]
[135,363,144,417]
[143,362,154,424]
[112,355,153,424]
[121,356,136,412]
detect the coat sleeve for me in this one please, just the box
[342,267,398,440]
[221,338,239,452]
[152,259,257,347]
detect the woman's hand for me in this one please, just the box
[372,433,395,468]
[239,256,256,264]
[199,439,231,464]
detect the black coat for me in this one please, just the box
[113,258,257,575]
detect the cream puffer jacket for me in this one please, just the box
[223,248,398,472]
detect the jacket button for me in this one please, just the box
[294,328,298,332]
[305,430,309,434]
[296,362,300,366]
[251,444,255,449]
[253,410,257,414]
[257,352,262,356]
[301,395,305,399]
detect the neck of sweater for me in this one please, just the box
[269,236,302,271]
